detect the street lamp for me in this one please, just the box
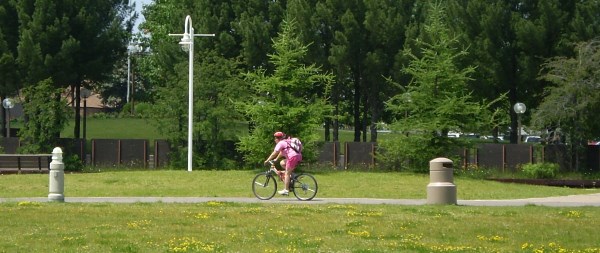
[81,88,91,164]
[169,15,215,172]
[2,98,14,137]
[81,88,92,141]
[127,41,142,109]
[513,102,526,144]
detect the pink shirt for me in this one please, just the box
[274,139,301,158]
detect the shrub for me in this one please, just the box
[63,154,83,172]
[522,163,559,179]
[133,102,153,118]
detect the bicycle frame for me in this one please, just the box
[252,160,317,201]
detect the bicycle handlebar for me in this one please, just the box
[267,160,278,171]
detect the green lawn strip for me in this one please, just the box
[0,202,598,252]
[1,170,597,199]
[61,118,166,140]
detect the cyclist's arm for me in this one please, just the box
[264,150,280,164]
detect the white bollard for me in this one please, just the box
[48,147,65,202]
[148,154,155,169]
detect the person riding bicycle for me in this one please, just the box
[264,131,302,195]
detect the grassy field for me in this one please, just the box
[2,171,600,252]
[4,119,598,251]
[1,170,598,199]
[58,117,375,143]
[61,118,167,140]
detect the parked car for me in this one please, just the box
[524,136,542,143]
[482,135,504,141]
[447,131,460,138]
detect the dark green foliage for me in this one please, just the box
[63,154,83,172]
[522,163,559,179]
[380,2,505,172]
[237,18,333,166]
[533,39,600,171]
[135,0,600,172]
[446,0,596,142]
[19,78,69,153]
[10,0,129,139]
[194,54,246,169]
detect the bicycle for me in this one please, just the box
[252,160,318,201]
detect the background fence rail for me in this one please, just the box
[1,139,598,172]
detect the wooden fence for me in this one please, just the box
[1,138,598,172]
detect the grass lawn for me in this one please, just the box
[1,171,600,252]
[1,170,598,199]
[61,118,167,140]
[3,118,597,251]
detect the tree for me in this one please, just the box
[323,0,415,143]
[19,78,69,153]
[237,18,333,165]
[0,2,19,95]
[231,0,285,69]
[381,2,504,171]
[327,0,367,142]
[568,1,600,42]
[447,0,581,142]
[142,0,253,168]
[13,0,129,139]
[287,0,336,140]
[362,0,414,141]
[0,1,20,137]
[194,54,247,168]
[533,39,600,171]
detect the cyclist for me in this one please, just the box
[264,131,302,195]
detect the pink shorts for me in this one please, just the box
[285,155,302,171]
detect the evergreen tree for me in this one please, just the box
[0,1,20,136]
[447,0,579,142]
[194,54,246,168]
[381,2,504,171]
[237,18,333,165]
[327,0,367,142]
[363,0,414,141]
[533,39,600,171]
[568,1,600,42]
[324,0,415,142]
[14,0,129,138]
[231,0,285,69]
[19,78,69,153]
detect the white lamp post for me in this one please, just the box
[2,98,14,137]
[513,102,526,144]
[169,15,215,172]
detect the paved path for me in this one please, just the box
[2,193,600,207]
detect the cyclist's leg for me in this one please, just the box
[274,160,286,181]
[284,155,301,191]
[279,159,286,169]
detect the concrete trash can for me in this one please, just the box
[427,157,457,205]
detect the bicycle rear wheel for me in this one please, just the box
[292,173,318,201]
[252,172,277,200]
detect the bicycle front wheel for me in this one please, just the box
[252,172,277,200]
[292,173,318,201]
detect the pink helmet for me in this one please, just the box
[273,131,285,138]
